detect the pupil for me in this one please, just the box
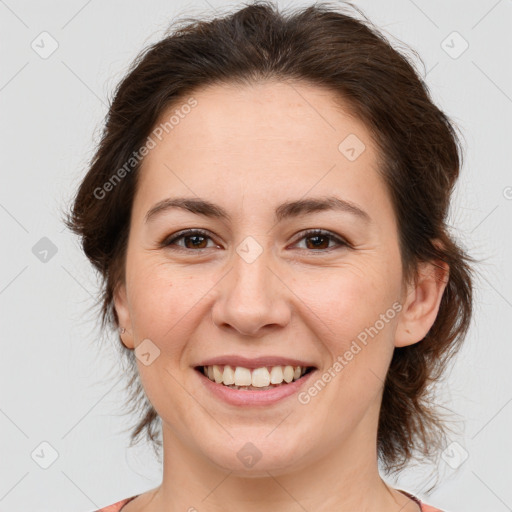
[187,236,206,248]
[307,235,327,249]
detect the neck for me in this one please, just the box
[148,406,419,512]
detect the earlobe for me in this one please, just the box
[394,259,449,348]
[113,282,135,349]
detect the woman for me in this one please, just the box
[67,1,474,511]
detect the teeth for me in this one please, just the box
[251,367,270,387]
[213,365,223,383]
[222,365,235,385]
[283,365,294,383]
[234,366,252,386]
[201,364,311,388]
[269,366,284,384]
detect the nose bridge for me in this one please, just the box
[211,236,290,336]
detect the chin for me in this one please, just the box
[200,432,311,477]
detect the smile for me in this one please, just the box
[198,364,314,390]
[194,363,317,406]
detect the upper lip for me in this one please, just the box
[195,355,317,370]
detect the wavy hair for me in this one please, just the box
[66,0,476,478]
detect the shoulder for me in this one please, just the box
[421,504,444,512]
[94,495,139,512]
[398,489,444,512]
[93,492,445,512]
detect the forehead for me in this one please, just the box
[154,80,373,156]
[135,80,390,223]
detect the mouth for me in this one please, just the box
[194,364,316,390]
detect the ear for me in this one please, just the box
[394,255,449,348]
[113,282,135,349]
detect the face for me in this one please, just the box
[114,80,419,476]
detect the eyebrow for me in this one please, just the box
[144,195,372,224]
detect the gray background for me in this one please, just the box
[1,0,511,511]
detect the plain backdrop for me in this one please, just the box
[1,0,511,511]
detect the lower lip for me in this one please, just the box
[195,368,317,406]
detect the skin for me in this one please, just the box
[114,80,448,512]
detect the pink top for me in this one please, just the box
[94,490,444,511]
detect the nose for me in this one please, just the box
[210,242,292,337]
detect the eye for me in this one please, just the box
[161,229,218,251]
[161,228,350,252]
[292,229,350,252]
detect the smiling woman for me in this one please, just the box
[65,1,475,511]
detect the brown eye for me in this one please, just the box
[162,229,216,250]
[161,228,349,253]
[294,229,349,252]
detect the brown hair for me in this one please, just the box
[65,0,476,477]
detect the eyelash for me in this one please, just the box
[161,228,350,253]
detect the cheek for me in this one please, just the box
[126,256,227,373]
[293,262,400,404]
[294,264,399,340]
[298,273,398,429]
[126,257,193,341]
